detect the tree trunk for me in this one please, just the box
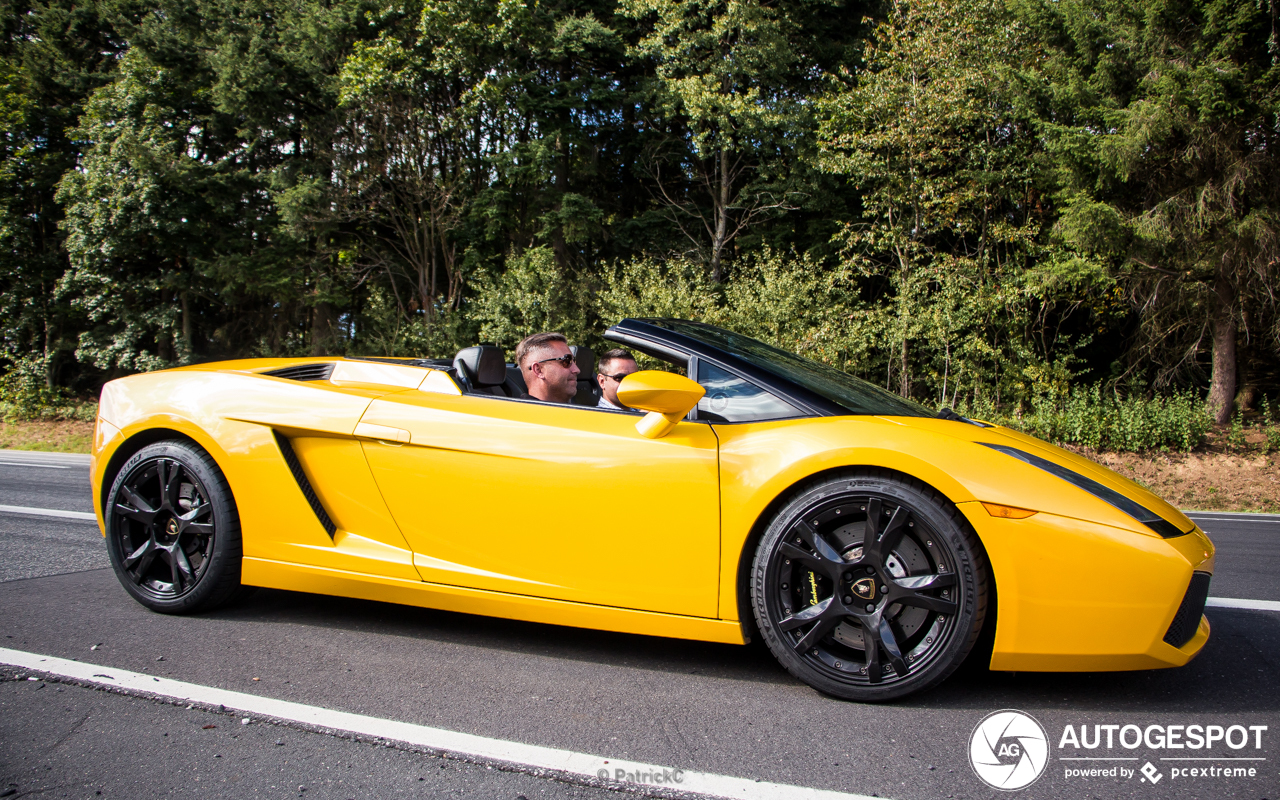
[899,337,911,398]
[710,148,731,283]
[158,288,175,362]
[180,291,192,360]
[1207,273,1237,424]
[43,318,54,390]
[311,299,336,357]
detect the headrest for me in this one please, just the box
[453,346,507,387]
[571,345,595,374]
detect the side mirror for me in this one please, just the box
[617,371,705,439]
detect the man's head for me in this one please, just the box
[596,348,639,407]
[516,332,580,403]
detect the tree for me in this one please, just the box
[1024,0,1280,421]
[819,0,1094,404]
[620,0,810,281]
[0,0,123,393]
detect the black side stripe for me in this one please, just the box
[273,431,336,537]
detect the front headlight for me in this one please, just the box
[982,443,1187,538]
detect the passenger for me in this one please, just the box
[596,348,640,411]
[515,332,581,404]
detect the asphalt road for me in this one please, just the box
[1,451,1277,800]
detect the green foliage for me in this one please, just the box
[1262,397,1280,454]
[350,284,474,360]
[1227,407,1247,450]
[1022,0,1280,420]
[816,0,1113,407]
[0,355,96,421]
[470,246,593,351]
[596,256,718,324]
[0,357,64,420]
[958,385,1214,452]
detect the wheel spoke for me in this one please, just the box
[779,596,831,631]
[877,616,910,677]
[895,572,956,591]
[177,505,214,538]
[124,539,154,569]
[874,506,909,560]
[118,485,157,522]
[167,545,195,592]
[791,520,844,571]
[114,501,155,525]
[865,619,883,683]
[864,498,882,543]
[126,541,156,584]
[894,590,958,615]
[180,503,211,521]
[778,542,823,570]
[792,611,843,654]
[159,459,182,511]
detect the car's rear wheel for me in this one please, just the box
[105,440,244,613]
[751,470,988,702]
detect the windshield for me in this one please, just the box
[644,320,937,418]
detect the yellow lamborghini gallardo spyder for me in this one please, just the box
[90,318,1215,701]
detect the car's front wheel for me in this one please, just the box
[105,440,245,613]
[752,470,988,702]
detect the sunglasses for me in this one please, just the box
[531,353,575,370]
[599,372,634,383]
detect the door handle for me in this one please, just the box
[353,421,411,444]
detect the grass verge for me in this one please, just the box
[0,419,94,453]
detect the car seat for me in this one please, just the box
[452,346,509,396]
[570,345,601,406]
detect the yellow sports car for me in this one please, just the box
[90,318,1215,701]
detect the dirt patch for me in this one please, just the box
[0,419,94,453]
[1071,448,1280,513]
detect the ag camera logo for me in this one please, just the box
[969,709,1050,790]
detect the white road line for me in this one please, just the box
[0,460,69,468]
[1187,511,1280,523]
[1207,597,1280,612]
[0,505,96,521]
[0,647,874,800]
[0,449,91,466]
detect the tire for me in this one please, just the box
[751,469,988,702]
[104,440,245,614]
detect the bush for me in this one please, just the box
[957,384,1213,452]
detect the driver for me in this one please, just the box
[515,332,581,404]
[595,348,639,410]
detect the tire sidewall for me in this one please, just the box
[105,440,241,613]
[751,472,984,702]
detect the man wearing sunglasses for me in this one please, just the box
[515,331,581,404]
[595,348,639,411]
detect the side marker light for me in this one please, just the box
[981,502,1037,519]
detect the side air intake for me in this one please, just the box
[263,363,335,382]
[273,431,337,538]
[1163,572,1211,648]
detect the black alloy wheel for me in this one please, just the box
[752,471,988,701]
[105,440,245,613]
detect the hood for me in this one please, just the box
[886,416,1195,538]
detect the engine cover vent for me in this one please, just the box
[263,363,335,382]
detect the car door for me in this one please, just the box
[356,389,721,618]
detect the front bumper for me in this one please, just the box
[960,503,1215,672]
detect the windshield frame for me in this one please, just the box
[604,318,938,420]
